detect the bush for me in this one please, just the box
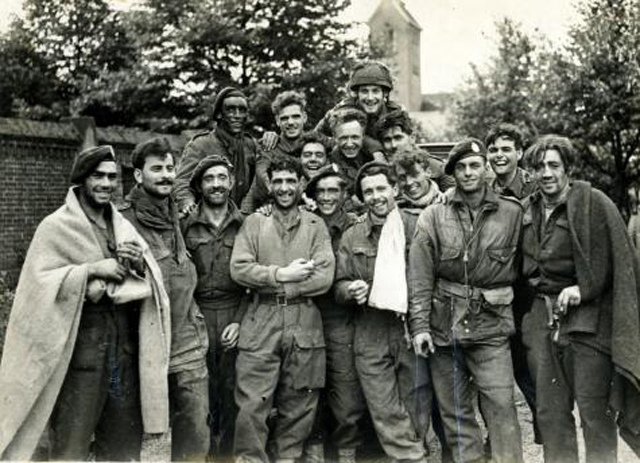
[0,273,15,362]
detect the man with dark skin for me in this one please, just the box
[182,155,248,459]
[121,137,209,461]
[230,155,335,463]
[174,87,261,214]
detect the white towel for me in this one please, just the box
[368,207,408,313]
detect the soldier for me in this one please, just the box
[484,122,539,447]
[376,109,454,191]
[174,87,261,214]
[120,137,209,461]
[316,60,402,161]
[303,165,366,463]
[334,161,429,463]
[329,108,373,214]
[409,138,524,463]
[181,155,248,458]
[520,135,640,463]
[0,146,170,461]
[230,155,335,462]
[485,123,535,198]
[299,132,331,181]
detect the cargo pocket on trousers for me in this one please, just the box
[292,332,326,390]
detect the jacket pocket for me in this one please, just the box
[353,246,377,280]
[291,331,326,390]
[487,246,516,264]
[440,245,460,261]
[430,294,452,342]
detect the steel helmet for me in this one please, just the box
[348,61,393,92]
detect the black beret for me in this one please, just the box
[444,138,487,175]
[354,160,393,201]
[189,154,235,191]
[212,86,247,120]
[70,145,116,184]
[131,136,173,170]
[305,163,344,199]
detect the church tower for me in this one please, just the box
[368,0,422,111]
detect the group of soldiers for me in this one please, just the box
[1,60,640,463]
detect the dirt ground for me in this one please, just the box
[142,389,637,462]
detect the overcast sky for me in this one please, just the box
[0,0,579,93]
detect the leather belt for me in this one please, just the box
[257,294,309,306]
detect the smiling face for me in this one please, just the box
[220,96,249,134]
[395,162,431,200]
[335,120,364,159]
[453,155,487,194]
[270,169,302,210]
[314,175,346,217]
[276,104,307,140]
[533,149,569,201]
[361,173,397,220]
[200,164,234,207]
[81,161,118,208]
[357,84,385,115]
[134,153,175,199]
[487,136,522,178]
[381,125,413,158]
[300,142,328,179]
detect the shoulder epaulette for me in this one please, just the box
[189,130,211,142]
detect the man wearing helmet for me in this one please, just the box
[316,61,403,161]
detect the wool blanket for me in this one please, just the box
[0,187,171,460]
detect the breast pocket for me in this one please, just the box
[352,246,377,281]
[185,237,214,277]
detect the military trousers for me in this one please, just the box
[522,298,617,463]
[353,308,429,462]
[430,340,523,463]
[169,365,210,461]
[50,308,142,461]
[323,317,367,451]
[202,307,239,458]
[234,300,325,462]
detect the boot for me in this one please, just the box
[302,443,324,463]
[337,447,356,463]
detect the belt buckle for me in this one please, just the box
[276,294,288,306]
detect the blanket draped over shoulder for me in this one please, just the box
[563,181,640,454]
[0,187,171,461]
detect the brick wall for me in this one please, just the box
[0,118,188,286]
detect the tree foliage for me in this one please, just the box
[0,0,366,132]
[454,0,640,212]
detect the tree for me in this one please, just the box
[536,0,640,213]
[454,18,543,143]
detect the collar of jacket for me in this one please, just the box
[449,185,500,211]
[397,179,441,209]
[273,205,302,230]
[126,185,175,230]
[491,167,531,198]
[319,207,352,234]
[185,199,243,231]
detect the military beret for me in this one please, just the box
[131,136,173,170]
[212,86,247,120]
[354,160,394,201]
[189,154,235,191]
[444,138,487,175]
[70,145,116,184]
[305,163,345,199]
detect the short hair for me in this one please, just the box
[271,90,307,116]
[524,135,576,171]
[393,146,431,175]
[131,136,173,170]
[330,107,367,134]
[267,154,304,180]
[376,109,413,139]
[298,132,331,155]
[485,123,525,151]
[360,163,396,187]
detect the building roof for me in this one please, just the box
[370,0,422,31]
